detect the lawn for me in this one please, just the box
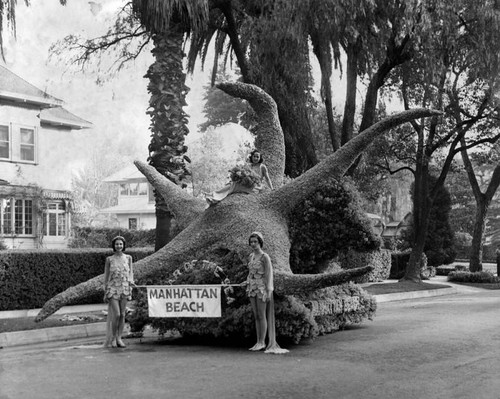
[363,281,451,295]
[0,311,106,334]
[452,282,500,290]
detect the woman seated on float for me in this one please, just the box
[204,149,273,205]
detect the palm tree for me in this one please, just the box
[132,0,209,249]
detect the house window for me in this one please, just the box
[0,125,9,159]
[120,184,129,196]
[0,124,37,163]
[45,202,66,237]
[129,183,139,196]
[129,218,137,230]
[138,183,148,196]
[0,198,34,235]
[119,182,148,196]
[20,128,35,162]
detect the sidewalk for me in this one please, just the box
[0,277,466,349]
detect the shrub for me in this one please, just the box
[0,248,154,310]
[338,249,391,283]
[289,178,381,274]
[69,227,156,248]
[0,239,7,251]
[435,265,455,276]
[447,270,499,284]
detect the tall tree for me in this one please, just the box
[50,2,209,249]
[132,0,209,250]
[376,0,500,281]
[460,145,500,271]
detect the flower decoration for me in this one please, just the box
[167,260,236,305]
[229,165,261,188]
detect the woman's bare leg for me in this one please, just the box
[249,297,267,351]
[103,301,114,347]
[116,297,128,348]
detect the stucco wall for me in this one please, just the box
[116,213,156,230]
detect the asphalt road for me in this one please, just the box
[1,285,500,399]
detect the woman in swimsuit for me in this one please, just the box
[103,236,135,348]
[244,231,288,354]
[204,149,273,205]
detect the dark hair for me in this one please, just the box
[111,236,126,252]
[248,149,263,164]
[248,233,264,248]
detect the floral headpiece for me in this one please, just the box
[250,231,264,241]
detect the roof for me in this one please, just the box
[40,107,92,129]
[103,165,146,183]
[0,184,71,199]
[100,198,155,214]
[365,212,383,220]
[0,65,63,107]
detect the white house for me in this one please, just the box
[100,165,156,230]
[0,65,92,249]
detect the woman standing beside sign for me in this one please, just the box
[244,232,288,354]
[103,236,135,348]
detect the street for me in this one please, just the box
[1,286,500,399]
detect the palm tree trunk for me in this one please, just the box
[146,28,191,249]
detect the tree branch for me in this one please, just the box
[269,108,442,214]
[134,160,206,229]
[216,82,285,188]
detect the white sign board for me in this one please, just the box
[147,285,221,318]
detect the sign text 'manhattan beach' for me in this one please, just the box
[147,286,221,315]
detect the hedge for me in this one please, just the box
[0,247,154,311]
[447,270,499,284]
[338,249,391,283]
[288,178,381,274]
[69,227,156,248]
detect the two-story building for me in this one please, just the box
[0,65,92,249]
[100,165,156,230]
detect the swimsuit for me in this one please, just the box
[105,255,132,301]
[246,253,268,301]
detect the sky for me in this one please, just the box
[0,0,238,171]
[2,0,152,165]
[1,0,347,176]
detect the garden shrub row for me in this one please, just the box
[447,270,499,284]
[0,247,154,311]
[69,227,156,248]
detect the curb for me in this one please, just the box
[374,286,458,303]
[0,322,106,348]
[0,304,107,320]
[0,287,460,349]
